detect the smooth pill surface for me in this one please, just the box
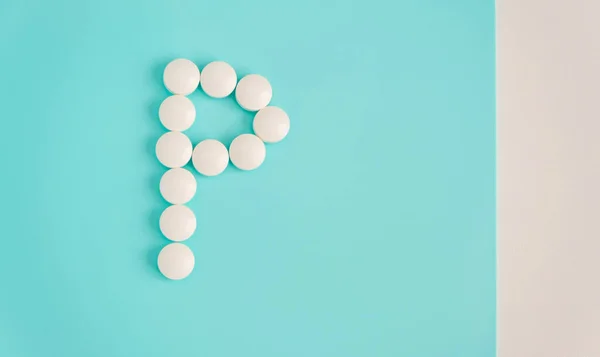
[159,95,196,131]
[160,205,196,242]
[160,168,197,204]
[200,61,237,98]
[156,131,192,168]
[253,106,290,143]
[157,243,195,280]
[235,74,272,111]
[192,139,229,176]
[163,59,200,95]
[229,134,266,171]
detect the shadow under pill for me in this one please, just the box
[146,245,165,279]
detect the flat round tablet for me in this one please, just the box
[235,74,272,111]
[159,205,196,242]
[253,106,290,143]
[157,243,195,280]
[229,134,266,171]
[163,59,200,95]
[159,95,196,131]
[192,139,229,176]
[156,131,192,168]
[160,168,197,204]
[200,61,237,98]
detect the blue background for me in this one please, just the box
[0,0,495,356]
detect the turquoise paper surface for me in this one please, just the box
[0,0,495,356]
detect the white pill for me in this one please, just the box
[192,139,229,176]
[253,106,290,143]
[159,205,196,242]
[160,168,196,204]
[235,74,272,111]
[157,243,195,280]
[156,131,192,168]
[163,59,200,95]
[159,95,196,131]
[200,61,237,98]
[229,134,266,171]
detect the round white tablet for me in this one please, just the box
[235,74,272,111]
[253,106,290,143]
[192,139,229,176]
[159,95,196,131]
[229,134,266,171]
[156,131,192,168]
[200,61,237,98]
[159,205,196,242]
[163,58,200,95]
[160,168,197,204]
[157,243,195,280]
